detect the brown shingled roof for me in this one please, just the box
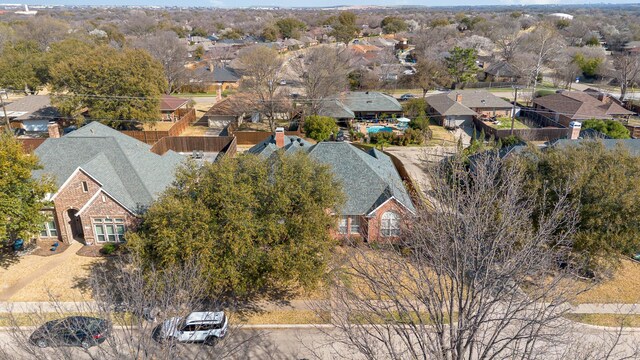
[533,91,634,120]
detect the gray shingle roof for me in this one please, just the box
[248,139,415,216]
[33,122,184,213]
[318,99,355,119]
[484,61,520,78]
[5,95,59,121]
[427,90,512,116]
[335,92,403,113]
[191,65,240,83]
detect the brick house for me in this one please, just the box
[248,128,415,242]
[33,122,184,246]
[533,91,635,127]
[427,90,513,128]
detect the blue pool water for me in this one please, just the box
[367,126,394,134]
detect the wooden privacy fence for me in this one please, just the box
[120,108,197,145]
[472,117,569,142]
[150,136,237,157]
[224,122,305,145]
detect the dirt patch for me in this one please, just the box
[181,125,210,136]
[31,240,70,257]
[76,245,106,258]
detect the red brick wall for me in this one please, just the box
[78,193,137,245]
[366,199,409,243]
[46,169,137,245]
[50,170,102,243]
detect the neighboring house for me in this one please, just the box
[187,63,241,92]
[319,91,403,120]
[283,38,305,50]
[249,128,415,242]
[300,36,318,47]
[4,95,60,135]
[33,122,184,246]
[202,94,257,128]
[533,91,635,127]
[160,95,190,121]
[427,90,513,128]
[481,61,521,82]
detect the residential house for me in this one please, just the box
[187,63,241,93]
[160,95,190,122]
[248,128,415,242]
[533,91,634,127]
[481,61,521,82]
[202,94,257,128]
[300,36,318,47]
[33,122,184,246]
[426,90,513,128]
[319,91,403,121]
[4,95,60,135]
[283,38,305,50]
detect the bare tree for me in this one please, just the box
[0,254,278,360]
[412,58,451,98]
[522,23,566,100]
[291,46,351,115]
[16,17,69,51]
[133,31,189,94]
[612,53,640,101]
[489,20,525,62]
[310,153,640,360]
[237,45,284,131]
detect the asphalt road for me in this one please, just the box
[0,324,639,360]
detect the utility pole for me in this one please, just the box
[510,86,521,136]
[0,90,10,134]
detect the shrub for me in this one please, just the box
[303,115,339,142]
[101,243,117,255]
[582,119,631,139]
[409,116,430,132]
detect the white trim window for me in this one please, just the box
[40,216,58,238]
[350,216,360,235]
[380,211,400,237]
[93,218,126,243]
[338,216,348,234]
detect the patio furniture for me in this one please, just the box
[50,242,59,252]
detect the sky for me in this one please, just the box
[21,0,640,8]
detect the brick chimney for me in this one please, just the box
[275,127,285,148]
[455,93,463,104]
[569,121,581,140]
[47,122,61,139]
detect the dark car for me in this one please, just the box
[399,94,416,101]
[30,316,110,349]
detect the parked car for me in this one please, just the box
[154,311,228,346]
[399,94,416,101]
[30,316,110,349]
[279,79,287,85]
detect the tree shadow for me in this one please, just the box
[0,243,27,270]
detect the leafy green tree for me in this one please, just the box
[304,115,339,141]
[409,116,430,132]
[585,36,600,46]
[380,16,408,34]
[582,119,631,139]
[127,152,344,298]
[261,25,279,42]
[190,27,208,37]
[522,141,640,270]
[403,98,428,118]
[50,46,167,129]
[194,45,204,60]
[430,18,450,28]
[0,41,48,93]
[445,46,478,85]
[275,18,306,39]
[573,52,603,77]
[0,133,55,241]
[330,11,359,45]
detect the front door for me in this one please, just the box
[67,209,84,241]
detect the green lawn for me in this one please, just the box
[487,117,529,130]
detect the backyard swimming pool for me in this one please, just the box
[367,126,394,134]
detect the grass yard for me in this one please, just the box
[564,314,640,328]
[574,259,640,304]
[426,124,456,146]
[488,117,529,130]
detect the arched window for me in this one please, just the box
[380,211,400,237]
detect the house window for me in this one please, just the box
[40,216,58,238]
[380,211,400,237]
[81,181,89,193]
[350,216,360,234]
[93,218,125,243]
[338,216,348,234]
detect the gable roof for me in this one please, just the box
[533,91,634,120]
[33,122,184,213]
[335,92,403,113]
[484,61,520,78]
[190,65,241,83]
[248,139,415,215]
[427,90,512,116]
[160,95,189,112]
[4,95,59,121]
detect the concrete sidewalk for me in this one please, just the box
[2,300,640,315]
